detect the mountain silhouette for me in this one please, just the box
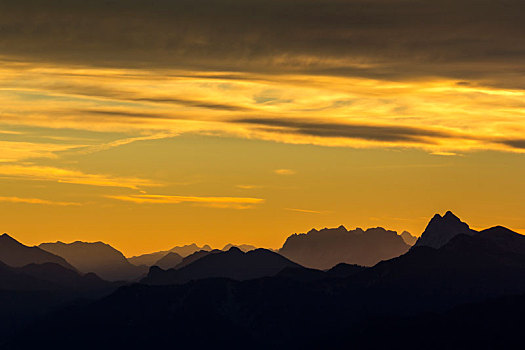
[39,241,147,281]
[222,243,257,252]
[152,252,183,270]
[142,247,301,285]
[279,226,410,269]
[326,263,366,278]
[128,243,212,267]
[0,234,75,270]
[414,211,477,248]
[5,213,525,349]
[400,231,417,245]
[168,243,212,257]
[0,259,115,343]
[0,261,109,291]
[128,251,168,266]
[172,249,218,269]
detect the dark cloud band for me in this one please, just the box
[0,0,523,86]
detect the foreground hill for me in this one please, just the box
[142,247,301,285]
[279,226,410,269]
[0,234,74,270]
[39,241,147,281]
[0,260,115,341]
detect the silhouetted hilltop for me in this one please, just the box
[153,252,183,270]
[414,211,477,248]
[168,243,212,257]
[128,243,212,267]
[222,243,256,252]
[173,249,219,269]
[142,247,301,285]
[400,231,417,245]
[279,226,410,269]
[0,234,74,270]
[128,251,168,267]
[353,225,525,311]
[326,263,366,278]
[39,241,147,281]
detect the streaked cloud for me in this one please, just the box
[107,194,265,209]
[285,208,323,214]
[0,164,158,189]
[236,185,262,190]
[274,169,296,175]
[0,196,80,206]
[0,140,86,162]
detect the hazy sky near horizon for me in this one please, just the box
[1,0,524,256]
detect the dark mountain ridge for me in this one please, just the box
[128,243,212,266]
[414,210,477,248]
[142,247,301,285]
[39,241,147,281]
[0,234,75,270]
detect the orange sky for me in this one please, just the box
[1,0,524,256]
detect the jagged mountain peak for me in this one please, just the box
[415,211,477,249]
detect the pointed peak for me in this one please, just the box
[415,211,475,249]
[337,225,347,231]
[0,233,20,243]
[443,210,460,220]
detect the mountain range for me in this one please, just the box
[2,211,525,348]
[142,247,301,285]
[279,225,410,269]
[39,241,148,281]
[0,234,75,270]
[127,243,212,266]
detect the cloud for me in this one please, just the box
[238,118,457,145]
[107,194,265,209]
[0,140,86,162]
[0,0,523,87]
[0,165,158,189]
[285,208,322,214]
[499,139,525,150]
[0,196,80,206]
[236,184,262,189]
[274,169,296,175]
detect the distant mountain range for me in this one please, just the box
[279,225,410,269]
[8,211,525,349]
[39,241,148,281]
[3,211,525,348]
[127,243,212,266]
[0,234,75,270]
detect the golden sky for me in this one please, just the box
[1,0,524,256]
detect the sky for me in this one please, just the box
[1,0,524,256]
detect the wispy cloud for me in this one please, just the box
[236,184,262,189]
[107,194,265,209]
[0,196,80,206]
[285,208,323,214]
[0,165,158,189]
[274,169,296,175]
[0,140,86,162]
